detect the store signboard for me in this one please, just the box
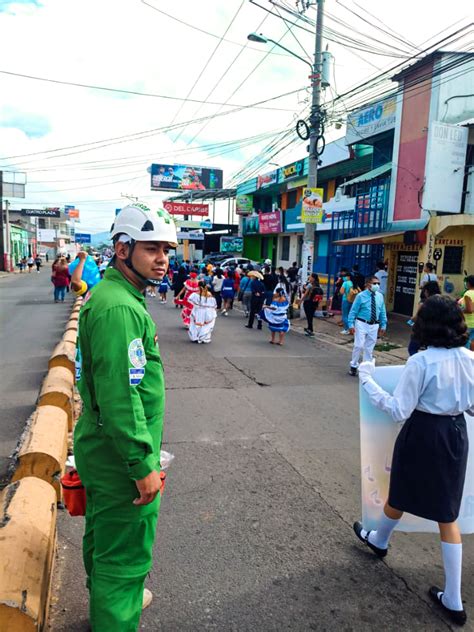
[220,236,243,253]
[242,215,259,235]
[151,164,222,191]
[176,230,204,241]
[163,201,209,216]
[345,96,397,145]
[257,169,278,189]
[423,121,468,213]
[301,188,324,223]
[259,211,281,234]
[279,160,304,183]
[21,208,60,218]
[236,194,253,215]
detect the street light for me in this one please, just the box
[247,33,313,69]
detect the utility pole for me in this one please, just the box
[301,0,325,284]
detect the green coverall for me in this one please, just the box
[74,267,165,631]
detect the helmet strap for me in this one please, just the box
[124,239,161,286]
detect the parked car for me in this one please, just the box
[216,257,259,271]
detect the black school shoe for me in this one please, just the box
[353,521,388,558]
[429,586,467,626]
[349,367,358,377]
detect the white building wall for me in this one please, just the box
[276,234,299,269]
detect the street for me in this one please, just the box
[48,295,474,631]
[0,271,71,486]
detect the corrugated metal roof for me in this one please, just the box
[340,163,392,188]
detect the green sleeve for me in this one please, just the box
[89,305,156,480]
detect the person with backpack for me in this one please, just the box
[301,273,323,337]
[238,271,252,317]
[339,268,357,334]
[347,275,387,376]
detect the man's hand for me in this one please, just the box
[78,251,87,261]
[133,470,162,506]
[349,327,355,335]
[379,329,386,337]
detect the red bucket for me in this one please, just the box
[61,469,86,516]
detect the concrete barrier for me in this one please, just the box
[48,340,76,376]
[38,367,74,432]
[0,477,57,632]
[12,406,68,502]
[62,329,77,346]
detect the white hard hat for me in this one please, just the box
[264,258,272,265]
[111,203,178,247]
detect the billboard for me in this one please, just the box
[151,164,223,191]
[21,208,60,218]
[236,194,253,215]
[163,201,209,216]
[345,96,397,145]
[242,215,259,235]
[301,187,324,223]
[257,169,278,189]
[220,236,243,253]
[75,232,92,244]
[259,211,281,234]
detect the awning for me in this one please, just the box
[340,163,392,189]
[333,230,405,245]
[167,188,236,202]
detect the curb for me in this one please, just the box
[0,296,83,631]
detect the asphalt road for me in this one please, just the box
[0,270,72,487]
[49,295,473,631]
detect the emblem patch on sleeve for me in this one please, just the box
[128,338,147,368]
[129,368,145,386]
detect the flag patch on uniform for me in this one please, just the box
[129,368,145,385]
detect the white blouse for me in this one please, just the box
[362,347,474,422]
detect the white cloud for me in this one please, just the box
[0,0,471,231]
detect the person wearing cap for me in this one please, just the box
[73,203,178,631]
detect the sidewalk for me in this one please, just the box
[291,309,411,365]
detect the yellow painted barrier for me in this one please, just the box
[48,340,76,376]
[38,367,74,432]
[62,329,77,346]
[0,478,57,632]
[12,406,68,502]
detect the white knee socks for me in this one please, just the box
[360,514,399,549]
[440,542,463,611]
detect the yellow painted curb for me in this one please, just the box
[12,406,68,502]
[48,341,76,376]
[62,329,77,346]
[0,478,57,631]
[38,368,74,432]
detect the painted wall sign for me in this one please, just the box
[345,96,397,145]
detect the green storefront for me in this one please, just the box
[10,225,29,267]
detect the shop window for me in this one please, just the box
[442,246,464,274]
[287,189,297,209]
[281,236,290,261]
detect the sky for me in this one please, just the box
[0,0,471,233]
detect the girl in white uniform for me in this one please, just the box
[354,295,474,626]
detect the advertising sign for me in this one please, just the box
[200,219,213,229]
[259,210,281,234]
[151,164,223,191]
[257,169,278,189]
[21,208,60,218]
[163,201,209,216]
[279,160,304,183]
[243,215,259,235]
[393,251,418,316]
[236,194,253,215]
[176,231,204,241]
[301,188,324,223]
[301,240,314,285]
[360,366,474,534]
[37,229,56,242]
[423,122,469,213]
[64,205,75,216]
[68,209,80,219]
[345,96,397,145]
[220,236,243,253]
[75,232,92,244]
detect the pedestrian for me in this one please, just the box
[18,257,25,272]
[287,261,299,304]
[347,275,387,376]
[262,266,278,305]
[351,264,366,292]
[51,257,70,302]
[172,266,187,308]
[245,271,265,329]
[158,272,172,303]
[419,262,437,300]
[188,281,217,344]
[458,274,474,351]
[74,203,178,630]
[408,281,441,355]
[175,272,199,328]
[301,273,323,337]
[261,288,290,345]
[220,270,235,316]
[374,261,388,298]
[26,255,34,273]
[339,268,356,334]
[45,253,49,263]
[238,271,252,317]
[276,266,291,297]
[34,254,42,273]
[211,268,224,311]
[354,295,473,626]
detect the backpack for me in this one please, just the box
[347,287,360,303]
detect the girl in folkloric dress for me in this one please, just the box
[260,288,290,346]
[175,272,199,329]
[188,282,217,344]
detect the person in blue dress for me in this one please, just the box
[158,273,172,303]
[260,288,290,345]
[221,269,235,316]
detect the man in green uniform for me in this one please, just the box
[74,203,178,631]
